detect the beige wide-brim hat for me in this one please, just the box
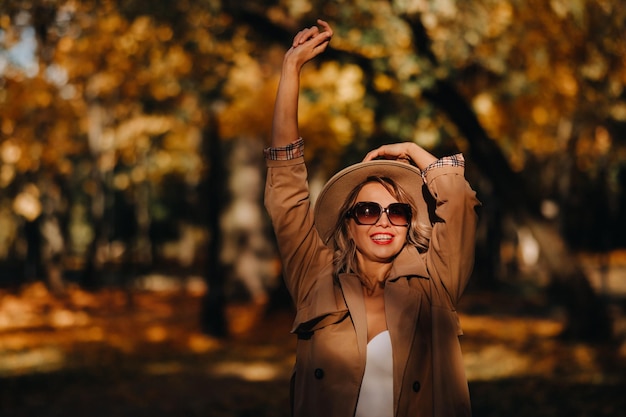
[313,159,430,245]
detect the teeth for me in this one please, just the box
[372,235,392,241]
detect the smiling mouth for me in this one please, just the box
[371,234,393,244]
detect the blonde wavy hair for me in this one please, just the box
[329,176,431,280]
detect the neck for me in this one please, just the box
[357,258,393,293]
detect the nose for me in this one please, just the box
[376,210,391,227]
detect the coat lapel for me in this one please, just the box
[385,279,422,402]
[386,247,426,405]
[338,273,368,360]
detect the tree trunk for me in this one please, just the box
[199,110,228,337]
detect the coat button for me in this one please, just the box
[412,381,421,392]
[314,368,325,379]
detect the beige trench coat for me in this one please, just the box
[265,156,480,417]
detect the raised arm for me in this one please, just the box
[265,20,334,307]
[271,19,333,147]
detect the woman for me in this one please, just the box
[264,19,480,417]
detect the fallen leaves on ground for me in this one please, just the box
[0,281,625,417]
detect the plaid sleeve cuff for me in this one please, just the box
[421,153,464,182]
[264,137,305,160]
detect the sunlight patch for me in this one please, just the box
[464,344,532,381]
[188,333,221,353]
[209,361,286,382]
[0,347,65,377]
[145,325,168,342]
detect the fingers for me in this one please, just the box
[292,19,333,48]
[293,26,319,47]
[317,19,333,37]
[362,144,410,162]
[362,150,378,162]
[363,149,390,162]
[363,145,393,161]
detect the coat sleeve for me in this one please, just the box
[264,156,331,308]
[423,164,480,307]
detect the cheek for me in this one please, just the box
[347,221,356,239]
[347,223,367,246]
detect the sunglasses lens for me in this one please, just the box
[354,202,381,225]
[349,202,411,226]
[388,203,411,226]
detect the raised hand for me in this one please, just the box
[284,19,333,71]
[363,142,437,171]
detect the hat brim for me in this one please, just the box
[313,160,428,245]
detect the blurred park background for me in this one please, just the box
[1,0,626,415]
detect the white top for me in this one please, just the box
[355,330,394,417]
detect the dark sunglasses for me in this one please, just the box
[346,202,412,226]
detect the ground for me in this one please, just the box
[0,274,625,417]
